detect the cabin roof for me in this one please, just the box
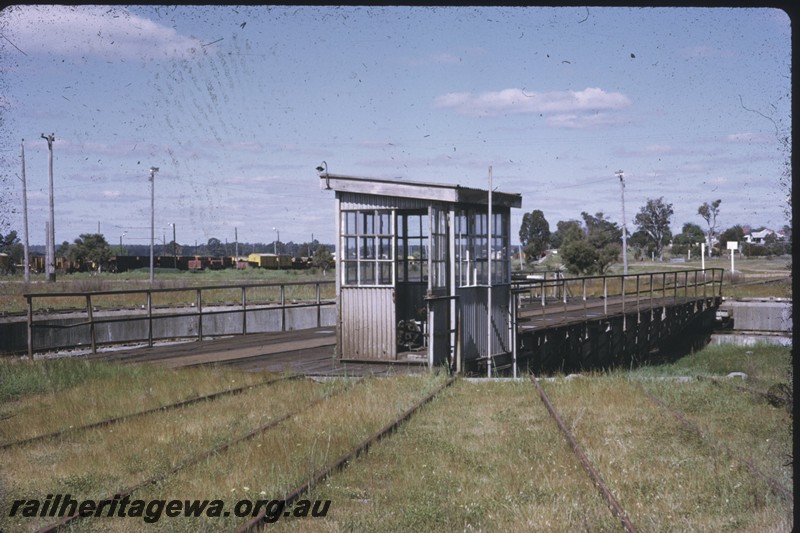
[319,173,522,208]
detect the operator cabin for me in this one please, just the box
[320,171,522,373]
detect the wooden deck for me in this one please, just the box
[87,327,429,377]
[518,293,718,331]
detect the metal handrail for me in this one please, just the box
[511,268,724,325]
[25,280,336,358]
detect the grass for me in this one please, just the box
[0,357,276,443]
[0,341,792,531]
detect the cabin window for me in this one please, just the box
[341,209,394,286]
[455,209,509,287]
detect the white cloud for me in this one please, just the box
[2,5,202,60]
[433,87,631,124]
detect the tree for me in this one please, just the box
[206,237,225,257]
[633,197,674,261]
[560,239,597,275]
[550,220,582,250]
[718,225,744,250]
[0,231,22,274]
[582,211,622,273]
[628,229,653,260]
[671,222,705,256]
[312,245,334,276]
[66,233,112,272]
[518,210,550,263]
[698,199,721,257]
[556,213,620,275]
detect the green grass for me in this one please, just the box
[626,342,792,385]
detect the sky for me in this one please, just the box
[0,5,792,250]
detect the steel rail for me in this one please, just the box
[529,375,639,533]
[234,376,457,532]
[708,377,791,407]
[1,374,301,450]
[34,380,355,533]
[642,388,792,502]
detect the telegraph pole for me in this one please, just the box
[149,167,159,285]
[20,140,30,282]
[41,133,56,282]
[487,165,493,378]
[616,169,628,275]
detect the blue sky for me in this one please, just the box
[0,5,791,249]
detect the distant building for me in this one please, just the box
[744,228,785,244]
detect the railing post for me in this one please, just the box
[196,288,203,341]
[241,286,247,335]
[582,278,587,317]
[636,274,641,316]
[316,282,321,328]
[86,294,96,355]
[26,295,33,360]
[280,284,286,332]
[603,276,608,315]
[673,271,678,305]
[147,290,153,348]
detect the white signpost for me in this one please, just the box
[727,241,738,273]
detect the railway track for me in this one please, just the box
[35,379,358,532]
[529,375,639,533]
[234,376,456,532]
[3,373,788,531]
[0,374,300,450]
[29,376,455,532]
[642,388,793,502]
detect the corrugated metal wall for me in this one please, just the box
[340,193,429,211]
[457,285,511,361]
[340,287,396,360]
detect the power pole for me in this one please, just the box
[41,133,56,282]
[172,222,177,268]
[616,169,628,275]
[487,165,493,378]
[20,140,30,283]
[149,167,159,285]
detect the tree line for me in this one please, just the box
[518,198,791,275]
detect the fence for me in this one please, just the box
[511,268,725,324]
[24,280,336,358]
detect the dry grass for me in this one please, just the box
[273,380,618,532]
[0,360,274,444]
[0,377,348,532]
[542,376,793,531]
[68,373,447,532]
[0,343,792,532]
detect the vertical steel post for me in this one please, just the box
[27,295,33,359]
[280,284,286,332]
[241,286,247,335]
[86,294,96,354]
[147,291,153,347]
[316,282,322,328]
[196,288,203,341]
